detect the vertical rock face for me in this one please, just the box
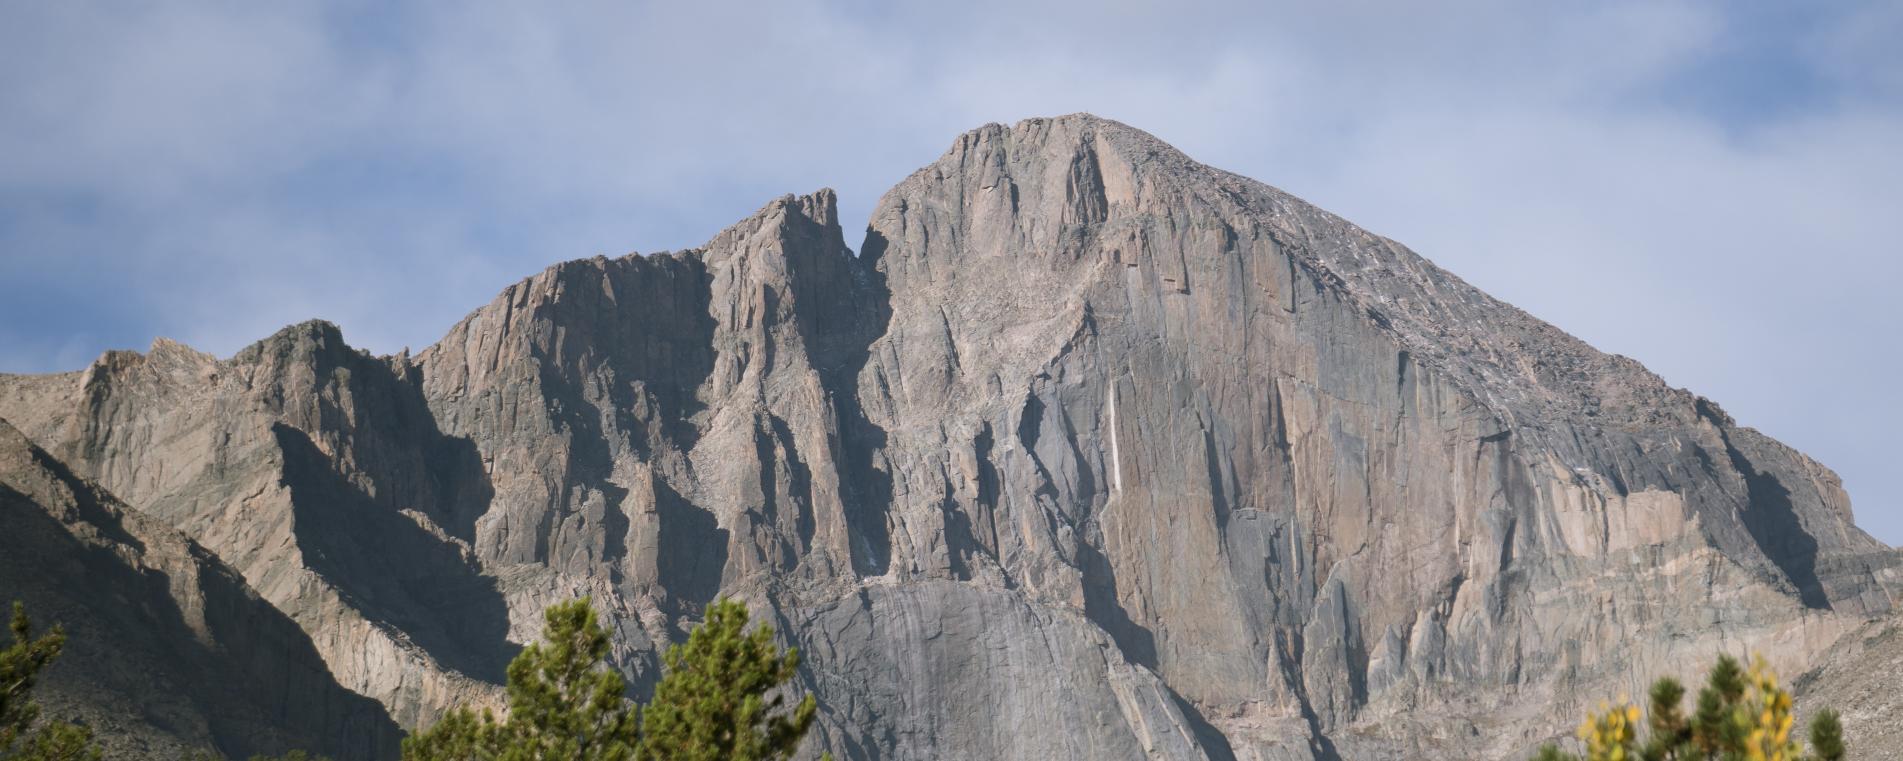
[0,114,1895,759]
[829,116,1899,757]
[415,190,880,598]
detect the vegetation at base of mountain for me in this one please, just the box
[637,598,819,761]
[1,602,101,761]
[403,597,826,761]
[1531,653,1845,761]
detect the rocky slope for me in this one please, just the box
[0,114,1896,759]
[1794,612,1903,755]
[0,419,402,759]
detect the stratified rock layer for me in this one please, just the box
[1,114,1895,760]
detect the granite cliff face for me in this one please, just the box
[1,114,1896,759]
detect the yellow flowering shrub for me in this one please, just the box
[1741,656,1800,761]
[1530,653,1844,761]
[1577,700,1642,761]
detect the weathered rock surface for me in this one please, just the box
[1794,610,1903,760]
[1,114,1896,759]
[0,418,403,759]
[0,323,511,733]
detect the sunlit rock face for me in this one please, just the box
[0,419,404,759]
[2,114,1895,760]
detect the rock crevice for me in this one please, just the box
[1,114,1895,760]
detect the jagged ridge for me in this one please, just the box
[1,114,1896,760]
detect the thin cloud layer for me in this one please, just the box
[1,0,1897,541]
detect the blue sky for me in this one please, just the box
[2,1,1899,543]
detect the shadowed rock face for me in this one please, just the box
[0,321,512,731]
[1,114,1896,760]
[0,419,404,760]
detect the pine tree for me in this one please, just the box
[0,601,100,761]
[497,598,639,760]
[1691,654,1750,754]
[637,599,819,761]
[1807,709,1845,761]
[403,598,638,760]
[248,751,331,761]
[1530,652,1847,761]
[12,723,96,761]
[1637,676,1689,761]
[400,706,504,761]
[406,597,826,761]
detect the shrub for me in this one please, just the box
[0,601,101,761]
[1532,653,1845,761]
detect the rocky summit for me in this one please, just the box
[1,114,1897,760]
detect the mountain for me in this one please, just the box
[1,114,1896,759]
[0,418,403,759]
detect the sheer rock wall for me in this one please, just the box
[2,114,1896,760]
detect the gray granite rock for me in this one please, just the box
[1793,610,1903,760]
[0,418,403,759]
[1,114,1895,759]
[0,325,510,729]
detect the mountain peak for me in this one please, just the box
[2,116,1896,761]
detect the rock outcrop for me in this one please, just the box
[1,114,1895,759]
[0,418,403,759]
[1794,610,1903,755]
